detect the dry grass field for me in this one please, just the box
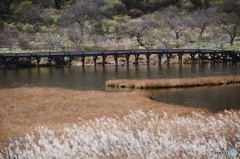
[0,87,205,146]
[106,75,240,89]
[0,87,239,158]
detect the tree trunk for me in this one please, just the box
[230,36,235,45]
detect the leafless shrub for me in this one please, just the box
[0,26,19,49]
[190,8,217,38]
[154,7,190,48]
[66,25,84,47]
[128,9,144,18]
[42,33,62,50]
[217,0,240,45]
[18,35,32,50]
[19,4,43,25]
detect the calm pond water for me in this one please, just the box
[0,63,239,112]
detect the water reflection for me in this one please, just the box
[1,63,240,89]
[148,84,240,113]
[0,63,240,112]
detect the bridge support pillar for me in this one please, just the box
[198,53,204,63]
[221,54,227,62]
[14,56,19,68]
[134,53,139,65]
[37,57,41,68]
[2,56,6,69]
[81,55,85,67]
[48,55,52,68]
[27,57,31,69]
[60,56,64,68]
[209,53,215,62]
[126,54,130,66]
[68,56,73,68]
[102,54,107,67]
[146,52,150,65]
[93,56,97,67]
[166,53,171,65]
[190,53,195,63]
[158,54,162,65]
[114,53,118,66]
[178,54,183,64]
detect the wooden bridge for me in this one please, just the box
[0,49,240,68]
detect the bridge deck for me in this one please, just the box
[0,49,239,57]
[0,49,239,68]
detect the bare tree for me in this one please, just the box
[66,25,84,47]
[217,0,240,45]
[190,8,216,38]
[19,4,43,25]
[157,7,189,40]
[43,33,62,50]
[0,25,19,49]
[61,1,105,37]
[0,31,16,49]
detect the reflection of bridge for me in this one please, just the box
[0,49,240,68]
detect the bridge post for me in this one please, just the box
[37,57,41,68]
[27,57,31,69]
[178,53,183,64]
[68,56,73,68]
[102,53,106,67]
[199,53,204,63]
[114,52,118,66]
[14,55,19,68]
[93,56,97,67]
[221,53,227,62]
[134,52,139,65]
[190,53,195,63]
[231,51,238,62]
[158,53,162,65]
[60,56,64,67]
[48,55,52,68]
[2,56,6,69]
[146,51,150,65]
[126,54,130,66]
[81,54,85,67]
[209,53,215,62]
[197,50,203,63]
[166,51,171,65]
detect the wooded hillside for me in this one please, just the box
[0,0,240,52]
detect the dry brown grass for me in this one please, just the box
[0,87,209,147]
[106,75,240,89]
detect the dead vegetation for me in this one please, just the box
[0,87,208,147]
[106,75,240,89]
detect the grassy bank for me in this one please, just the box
[106,75,240,89]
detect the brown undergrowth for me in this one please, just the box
[106,75,240,89]
[0,87,209,147]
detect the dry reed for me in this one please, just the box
[106,75,240,89]
[1,110,239,158]
[0,87,205,147]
